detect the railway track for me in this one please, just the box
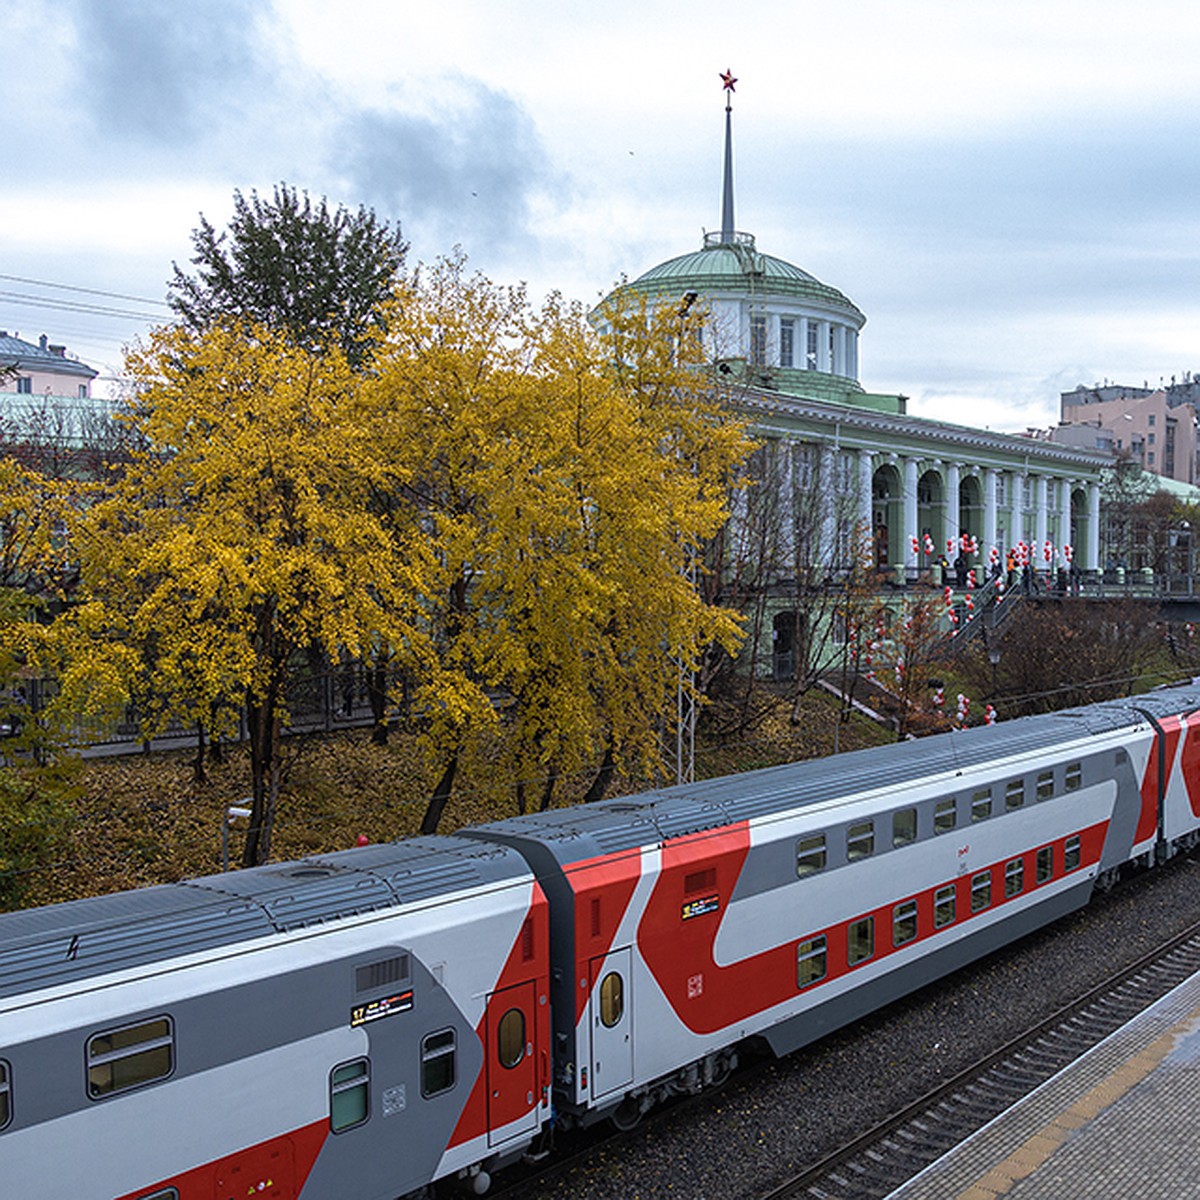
[757,917,1200,1200]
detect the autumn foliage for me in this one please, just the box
[37,255,750,864]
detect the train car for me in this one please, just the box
[4,684,1200,1197]
[464,688,1200,1130]
[0,836,550,1200]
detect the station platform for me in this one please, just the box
[887,969,1200,1198]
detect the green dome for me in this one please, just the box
[628,232,864,324]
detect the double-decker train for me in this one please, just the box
[4,684,1200,1199]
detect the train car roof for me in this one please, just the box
[0,836,528,1001]
[464,686,1200,868]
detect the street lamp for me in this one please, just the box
[988,645,1001,697]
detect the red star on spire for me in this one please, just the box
[720,69,737,93]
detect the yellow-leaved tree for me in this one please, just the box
[368,255,752,830]
[73,322,436,865]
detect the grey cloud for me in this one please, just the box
[333,79,565,257]
[70,0,273,142]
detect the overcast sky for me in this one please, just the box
[2,0,1197,430]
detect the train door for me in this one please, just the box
[485,979,538,1147]
[589,946,633,1099]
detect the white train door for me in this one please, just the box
[589,946,633,1099]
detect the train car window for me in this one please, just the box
[795,834,827,877]
[87,1017,174,1099]
[1005,780,1025,811]
[497,1009,526,1069]
[847,917,875,965]
[1036,772,1054,802]
[599,972,624,1028]
[1064,835,1082,871]
[847,821,875,861]
[1065,763,1083,792]
[1036,846,1054,883]
[934,884,956,928]
[971,871,992,912]
[796,936,827,988]
[971,789,992,822]
[0,1059,10,1130]
[330,1058,370,1132]
[892,809,917,847]
[934,798,957,834]
[421,1030,457,1097]
[1005,858,1024,897]
[892,899,918,947]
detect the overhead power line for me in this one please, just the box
[0,272,169,309]
[0,289,163,323]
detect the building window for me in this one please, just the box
[77,383,88,399]
[806,322,818,369]
[847,820,875,861]
[797,935,828,988]
[848,916,875,965]
[16,377,32,394]
[893,899,918,947]
[971,871,992,912]
[1149,413,1156,426]
[995,474,1007,507]
[421,1030,457,1097]
[796,834,827,877]
[1148,452,1156,466]
[87,1017,174,1098]
[330,1059,370,1131]
[1022,478,1033,510]
[750,315,766,366]
[1148,432,1156,445]
[893,809,917,847]
[779,318,794,368]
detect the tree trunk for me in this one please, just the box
[539,763,559,812]
[367,658,389,746]
[419,753,459,835]
[193,720,207,784]
[242,683,282,867]
[583,739,616,803]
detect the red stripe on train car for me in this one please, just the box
[114,1119,328,1200]
[448,880,550,1150]
[1180,715,1200,818]
[637,820,1108,1036]
[1140,715,1182,841]
[567,849,643,1024]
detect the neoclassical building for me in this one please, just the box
[613,85,1108,584]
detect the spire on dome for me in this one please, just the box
[720,69,737,244]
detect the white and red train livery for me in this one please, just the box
[3,686,1200,1197]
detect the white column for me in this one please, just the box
[984,467,998,557]
[847,329,859,380]
[1035,475,1049,566]
[832,326,846,377]
[945,462,961,555]
[904,457,919,577]
[1059,478,1073,563]
[819,442,837,566]
[1087,481,1101,573]
[798,317,810,370]
[858,449,874,558]
[1015,473,1028,546]
[818,320,831,372]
